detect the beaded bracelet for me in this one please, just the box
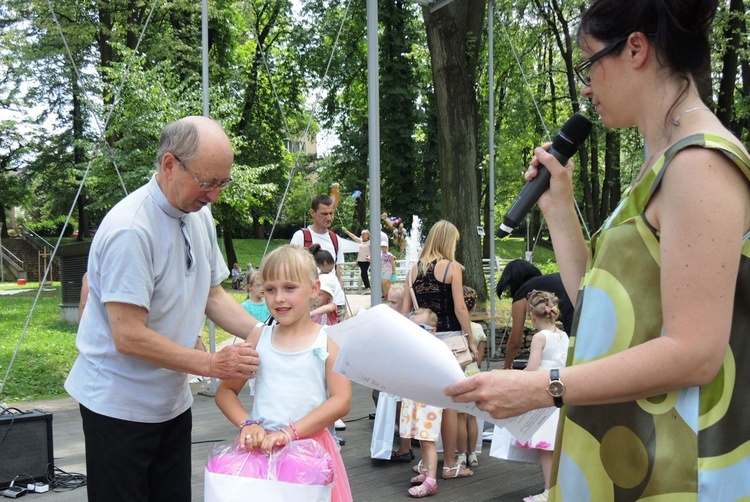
[289,421,300,440]
[240,417,259,429]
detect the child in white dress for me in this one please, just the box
[400,308,442,498]
[215,244,353,501]
[519,290,569,502]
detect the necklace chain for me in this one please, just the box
[672,106,710,127]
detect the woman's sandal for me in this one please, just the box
[408,479,437,498]
[410,469,428,485]
[441,464,473,479]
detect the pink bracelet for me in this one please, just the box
[289,421,300,440]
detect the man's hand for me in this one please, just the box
[208,342,260,380]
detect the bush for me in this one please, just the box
[26,216,75,237]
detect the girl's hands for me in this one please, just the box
[241,424,267,451]
[261,430,291,454]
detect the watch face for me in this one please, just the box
[548,381,565,397]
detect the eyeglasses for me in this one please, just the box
[172,153,233,191]
[574,36,629,86]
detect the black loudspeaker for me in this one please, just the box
[0,410,54,489]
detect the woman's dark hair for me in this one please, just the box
[578,0,718,105]
[496,259,542,299]
[308,243,335,267]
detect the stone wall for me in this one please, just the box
[1,238,60,282]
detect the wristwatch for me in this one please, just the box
[547,369,565,408]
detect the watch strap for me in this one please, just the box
[549,368,564,408]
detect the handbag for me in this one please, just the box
[408,262,474,370]
[370,392,398,459]
[443,333,473,370]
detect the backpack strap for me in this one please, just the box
[301,228,312,248]
[328,230,339,257]
[301,227,339,262]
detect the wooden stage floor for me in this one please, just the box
[12,295,542,500]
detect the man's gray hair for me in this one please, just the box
[154,119,201,170]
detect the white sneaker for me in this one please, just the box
[335,419,346,430]
[523,492,549,502]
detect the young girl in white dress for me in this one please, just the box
[400,308,442,498]
[215,244,353,501]
[519,290,568,502]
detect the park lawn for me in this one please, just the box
[0,236,556,402]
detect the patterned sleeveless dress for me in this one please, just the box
[549,134,750,501]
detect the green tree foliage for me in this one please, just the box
[0,0,747,287]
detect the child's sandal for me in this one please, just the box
[441,464,473,479]
[411,460,424,474]
[410,469,428,485]
[408,478,437,498]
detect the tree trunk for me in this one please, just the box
[72,69,89,242]
[1,202,8,238]
[423,0,487,302]
[603,130,621,216]
[223,227,238,273]
[716,0,744,128]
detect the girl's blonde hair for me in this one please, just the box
[260,245,319,286]
[527,290,560,323]
[418,220,463,271]
[410,307,438,328]
[245,270,262,297]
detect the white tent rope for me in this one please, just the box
[253,0,354,259]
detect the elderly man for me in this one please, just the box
[65,116,261,501]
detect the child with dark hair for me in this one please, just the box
[308,244,346,321]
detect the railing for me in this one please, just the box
[23,228,55,252]
[0,244,24,269]
[339,257,511,293]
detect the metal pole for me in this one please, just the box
[202,0,209,118]
[367,0,382,306]
[0,231,4,283]
[488,0,497,361]
[199,320,218,397]
[200,0,217,394]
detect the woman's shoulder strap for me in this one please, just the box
[442,260,453,282]
[651,133,750,198]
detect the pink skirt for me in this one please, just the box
[307,428,352,502]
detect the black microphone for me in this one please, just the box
[497,113,593,238]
